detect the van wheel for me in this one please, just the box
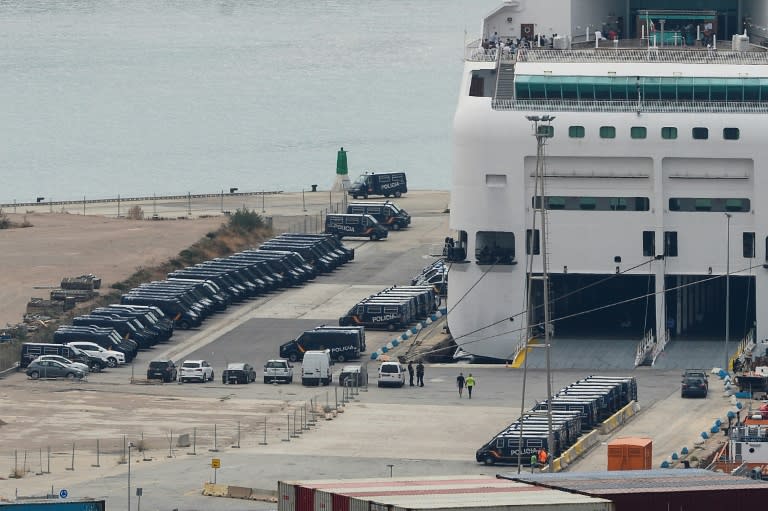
[392,223,401,231]
[29,371,40,380]
[483,455,496,466]
[107,357,117,368]
[179,320,191,330]
[387,323,396,332]
[394,191,402,198]
[337,354,345,363]
[370,233,379,241]
[289,353,298,362]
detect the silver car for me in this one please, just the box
[31,355,90,374]
[26,360,85,380]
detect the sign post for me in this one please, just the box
[211,458,221,484]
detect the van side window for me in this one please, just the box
[346,216,360,225]
[368,306,382,313]
[384,307,398,313]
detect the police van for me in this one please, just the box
[324,214,388,241]
[339,301,409,331]
[347,172,407,199]
[476,432,558,466]
[347,202,411,230]
[279,328,361,363]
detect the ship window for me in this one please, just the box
[610,198,627,211]
[726,199,746,212]
[723,128,740,140]
[547,196,566,209]
[599,126,616,139]
[537,125,555,138]
[692,127,709,140]
[670,198,750,212]
[643,231,655,257]
[569,126,585,138]
[469,73,485,97]
[526,229,540,255]
[630,127,647,139]
[664,231,678,257]
[695,198,712,211]
[579,197,597,210]
[486,174,507,187]
[476,231,515,265]
[744,232,756,258]
[661,127,678,139]
[445,231,468,262]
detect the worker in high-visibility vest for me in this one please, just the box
[537,447,548,466]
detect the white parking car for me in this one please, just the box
[378,362,405,388]
[66,342,125,368]
[180,360,214,383]
[31,355,90,374]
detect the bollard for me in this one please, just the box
[119,435,128,464]
[302,405,310,431]
[233,421,241,448]
[46,446,50,474]
[91,439,101,467]
[209,424,219,452]
[36,448,44,476]
[259,416,268,445]
[188,427,198,455]
[66,442,75,471]
[282,414,291,442]
[292,410,301,437]
[168,430,174,458]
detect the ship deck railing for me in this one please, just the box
[492,98,768,113]
[465,38,768,64]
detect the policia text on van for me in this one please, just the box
[324,214,388,241]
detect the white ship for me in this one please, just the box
[448,1,768,364]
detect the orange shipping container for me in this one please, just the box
[607,437,652,471]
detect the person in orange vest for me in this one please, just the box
[537,447,548,467]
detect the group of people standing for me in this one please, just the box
[404,361,477,398]
[407,360,425,387]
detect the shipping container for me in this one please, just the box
[607,437,652,471]
[505,469,768,511]
[279,475,613,511]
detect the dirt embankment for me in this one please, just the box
[0,213,227,327]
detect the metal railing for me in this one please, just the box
[634,329,655,367]
[464,39,517,63]
[493,98,768,113]
[516,47,768,64]
[650,328,670,366]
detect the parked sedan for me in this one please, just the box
[31,355,90,374]
[222,363,256,384]
[26,360,85,380]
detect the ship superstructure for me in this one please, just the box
[449,1,768,364]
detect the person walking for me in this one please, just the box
[456,372,465,397]
[416,360,425,387]
[465,373,476,399]
[407,361,415,387]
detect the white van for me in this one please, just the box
[378,362,405,388]
[301,350,332,386]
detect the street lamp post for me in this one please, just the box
[128,442,135,511]
[725,213,732,372]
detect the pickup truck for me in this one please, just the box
[263,359,293,384]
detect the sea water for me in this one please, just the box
[0,0,499,203]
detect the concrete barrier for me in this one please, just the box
[599,400,640,434]
[202,483,277,502]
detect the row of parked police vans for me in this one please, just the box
[338,285,440,331]
[324,201,411,241]
[19,233,354,373]
[475,375,638,466]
